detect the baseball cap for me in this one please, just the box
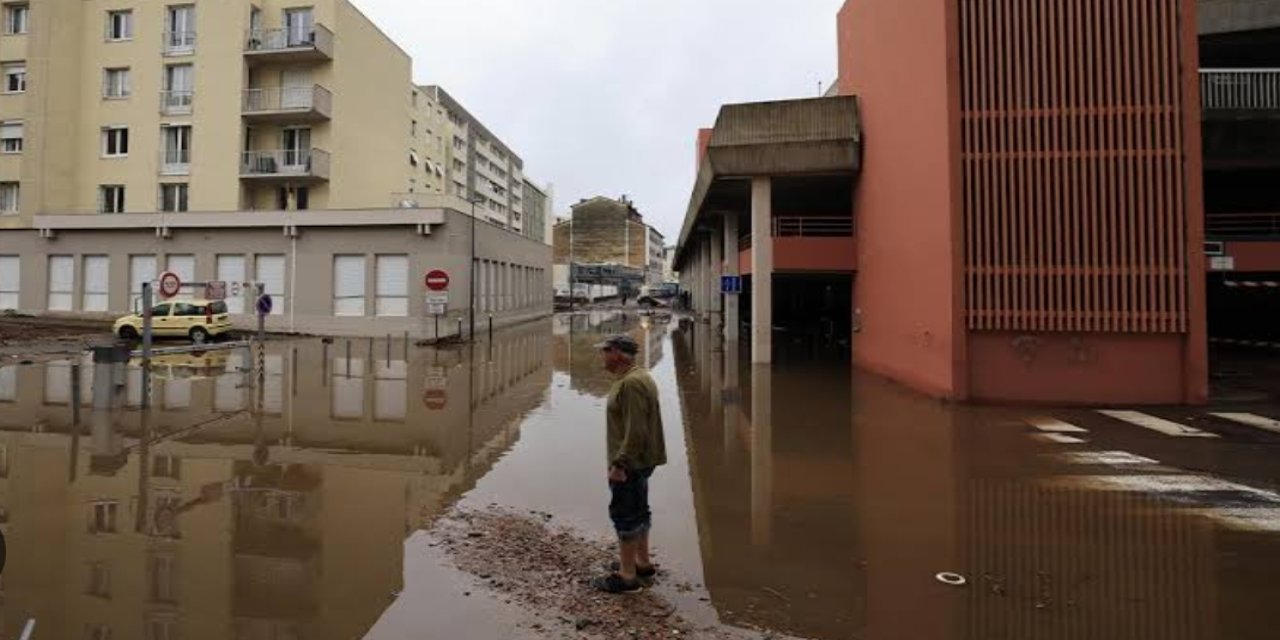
[594,334,639,355]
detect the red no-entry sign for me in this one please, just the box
[425,269,450,291]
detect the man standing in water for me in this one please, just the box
[593,334,667,594]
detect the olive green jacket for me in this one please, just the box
[606,366,667,470]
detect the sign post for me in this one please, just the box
[205,280,227,300]
[158,272,182,299]
[425,270,450,340]
[720,275,743,295]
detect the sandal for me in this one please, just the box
[606,561,657,579]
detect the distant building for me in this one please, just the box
[645,226,665,285]
[552,195,660,295]
[522,179,550,244]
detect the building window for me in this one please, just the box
[47,255,72,311]
[82,255,109,311]
[86,562,111,598]
[375,255,408,317]
[99,185,125,214]
[101,127,128,157]
[0,255,17,309]
[4,3,27,35]
[254,254,285,315]
[0,120,20,153]
[149,554,177,603]
[284,7,313,46]
[0,182,16,212]
[1,61,22,92]
[103,67,130,99]
[161,125,191,174]
[159,184,188,212]
[105,10,132,41]
[161,64,193,114]
[333,255,366,316]
[89,501,118,534]
[164,5,195,54]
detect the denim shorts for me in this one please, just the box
[608,467,655,541]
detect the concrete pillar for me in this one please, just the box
[723,213,740,342]
[723,336,740,457]
[750,177,773,363]
[710,218,724,336]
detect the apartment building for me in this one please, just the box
[0,0,554,335]
[521,177,549,243]
[0,0,430,227]
[421,85,527,234]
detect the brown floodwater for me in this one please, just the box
[0,312,1279,639]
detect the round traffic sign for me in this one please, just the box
[158,272,182,298]
[423,388,447,410]
[425,269,450,292]
[256,294,274,316]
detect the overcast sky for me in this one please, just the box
[355,0,844,240]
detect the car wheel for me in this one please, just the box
[119,325,139,340]
[189,327,209,345]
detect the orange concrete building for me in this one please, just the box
[676,0,1209,405]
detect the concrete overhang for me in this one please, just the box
[674,96,861,270]
[31,207,450,239]
[1199,0,1280,34]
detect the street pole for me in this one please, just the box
[470,198,478,339]
[569,206,575,311]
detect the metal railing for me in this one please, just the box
[1206,213,1280,238]
[772,216,854,237]
[244,24,334,56]
[243,85,332,115]
[240,148,330,179]
[162,30,196,55]
[159,90,194,115]
[1200,69,1280,110]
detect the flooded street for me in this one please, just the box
[0,312,1279,638]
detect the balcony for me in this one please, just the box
[162,31,196,56]
[1200,69,1280,119]
[244,25,334,64]
[240,149,330,183]
[738,216,857,274]
[159,90,194,116]
[242,85,332,123]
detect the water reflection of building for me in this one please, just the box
[672,320,1258,640]
[0,323,551,640]
[551,312,668,398]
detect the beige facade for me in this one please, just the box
[0,0,542,231]
[1,206,552,336]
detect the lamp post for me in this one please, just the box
[469,194,485,339]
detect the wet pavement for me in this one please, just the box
[0,312,1278,638]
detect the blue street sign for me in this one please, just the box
[256,294,274,316]
[721,275,742,295]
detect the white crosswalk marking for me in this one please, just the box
[1032,433,1086,444]
[1062,474,1280,501]
[1098,410,1219,438]
[1210,412,1280,435]
[1056,451,1158,466]
[1027,416,1087,433]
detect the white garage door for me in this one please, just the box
[130,255,158,309]
[82,256,109,312]
[0,255,18,310]
[47,255,73,311]
[216,254,246,314]
[333,255,365,316]
[166,254,195,297]
[255,255,285,315]
[375,255,408,317]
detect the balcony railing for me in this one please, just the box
[1201,69,1280,111]
[242,85,332,121]
[1206,213,1280,238]
[244,24,334,60]
[159,90,194,115]
[240,149,330,181]
[772,216,854,237]
[162,31,196,55]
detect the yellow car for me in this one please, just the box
[135,351,233,380]
[114,299,233,344]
